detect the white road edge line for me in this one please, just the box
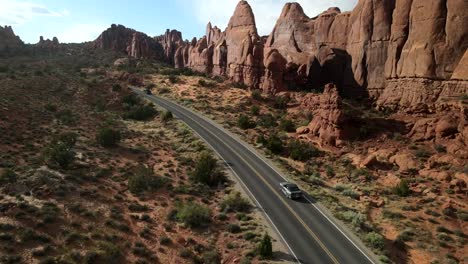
[144,92,301,264]
[153,93,378,264]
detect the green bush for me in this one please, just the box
[232,82,248,89]
[365,232,385,250]
[237,115,256,130]
[227,224,241,233]
[258,114,277,128]
[55,109,76,125]
[96,127,121,147]
[122,94,140,106]
[202,250,220,264]
[393,179,411,197]
[264,134,284,154]
[169,75,180,84]
[251,90,262,101]
[258,233,273,259]
[43,133,77,169]
[251,105,260,115]
[288,140,320,161]
[124,104,157,121]
[220,192,251,212]
[198,79,216,88]
[273,96,289,109]
[176,202,211,228]
[190,152,225,186]
[128,166,168,194]
[0,169,17,185]
[112,84,121,91]
[279,118,296,132]
[161,110,173,122]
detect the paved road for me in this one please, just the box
[132,88,378,264]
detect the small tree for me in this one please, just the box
[190,152,225,186]
[258,233,273,259]
[176,202,211,228]
[279,118,296,132]
[44,133,77,169]
[96,127,121,147]
[161,110,173,122]
[237,115,256,130]
[220,192,251,212]
[288,140,320,161]
[365,232,385,250]
[128,166,167,195]
[393,179,411,197]
[265,135,284,154]
[251,90,262,101]
[0,169,17,185]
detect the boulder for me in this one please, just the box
[389,153,419,171]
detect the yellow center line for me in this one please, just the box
[155,95,340,264]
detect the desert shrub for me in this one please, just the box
[227,224,241,233]
[251,105,260,115]
[95,241,122,263]
[44,103,57,112]
[176,202,211,228]
[96,127,121,147]
[393,179,411,197]
[220,192,251,213]
[237,115,256,130]
[202,250,220,264]
[258,233,273,259]
[273,96,289,109]
[340,211,365,229]
[0,169,17,185]
[251,90,262,100]
[161,110,173,122]
[128,166,168,194]
[43,133,77,169]
[365,232,385,250]
[190,152,225,186]
[159,87,171,94]
[415,148,432,159]
[198,79,216,88]
[264,134,284,154]
[232,82,248,89]
[124,104,157,121]
[122,94,140,106]
[325,165,335,177]
[435,144,446,153]
[279,118,296,132]
[168,75,180,84]
[159,236,171,245]
[258,114,277,128]
[288,140,320,161]
[55,109,76,125]
[112,84,122,91]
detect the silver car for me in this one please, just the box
[280,182,302,199]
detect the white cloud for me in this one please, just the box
[188,0,358,36]
[0,0,68,25]
[56,24,107,43]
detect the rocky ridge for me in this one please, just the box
[0,25,23,52]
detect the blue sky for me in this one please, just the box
[0,0,358,44]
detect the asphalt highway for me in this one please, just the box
[132,88,378,264]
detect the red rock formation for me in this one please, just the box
[0,26,23,52]
[225,0,264,88]
[298,84,351,146]
[188,36,214,73]
[37,36,60,49]
[94,24,163,60]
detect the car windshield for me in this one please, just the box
[288,186,300,192]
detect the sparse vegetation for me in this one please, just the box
[220,192,251,212]
[128,166,168,194]
[190,152,225,186]
[176,202,211,228]
[96,127,121,147]
[288,140,320,161]
[393,179,411,197]
[258,233,273,259]
[237,114,256,129]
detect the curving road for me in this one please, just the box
[132,88,379,264]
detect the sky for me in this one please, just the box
[0,0,358,44]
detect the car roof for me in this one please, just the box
[281,182,298,187]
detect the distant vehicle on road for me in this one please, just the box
[145,88,152,95]
[280,182,302,199]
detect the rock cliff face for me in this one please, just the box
[94,24,164,60]
[0,26,23,52]
[95,0,467,112]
